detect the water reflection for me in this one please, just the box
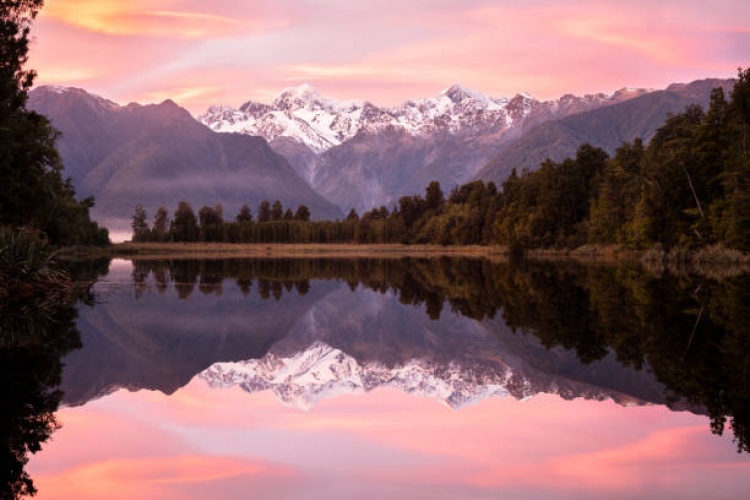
[0,259,108,499]
[62,257,750,453]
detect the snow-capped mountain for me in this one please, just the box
[199,83,637,155]
[198,83,648,212]
[201,84,366,153]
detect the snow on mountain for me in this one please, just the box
[199,83,630,155]
[201,84,371,153]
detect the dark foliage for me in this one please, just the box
[0,0,109,246]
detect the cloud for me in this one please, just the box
[42,0,286,38]
[32,0,746,114]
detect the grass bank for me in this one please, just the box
[111,242,510,260]
[105,242,750,275]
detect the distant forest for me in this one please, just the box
[132,69,750,252]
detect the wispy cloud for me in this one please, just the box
[43,0,285,37]
[32,0,747,113]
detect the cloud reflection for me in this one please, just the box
[28,381,750,499]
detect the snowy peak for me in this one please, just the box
[443,83,485,102]
[272,83,327,111]
[198,83,647,154]
[440,84,505,111]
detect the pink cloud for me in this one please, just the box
[29,0,746,114]
[42,0,292,37]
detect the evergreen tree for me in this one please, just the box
[724,68,750,249]
[152,206,169,242]
[588,139,644,244]
[171,201,198,242]
[294,205,311,222]
[425,181,445,212]
[258,201,271,223]
[198,205,224,242]
[130,204,150,242]
[0,0,108,246]
[236,203,253,223]
[271,200,284,221]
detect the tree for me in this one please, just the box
[258,201,271,223]
[131,204,150,242]
[723,69,750,250]
[0,1,41,108]
[294,205,311,222]
[425,181,445,212]
[634,105,705,246]
[588,139,643,244]
[198,205,224,242]
[0,0,109,246]
[152,206,169,242]
[171,201,198,242]
[236,203,253,223]
[271,200,283,221]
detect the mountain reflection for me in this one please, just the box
[65,257,750,453]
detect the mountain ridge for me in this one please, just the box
[476,78,734,182]
[199,82,645,158]
[28,77,732,229]
[28,86,343,238]
[200,81,723,213]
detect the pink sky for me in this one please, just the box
[28,379,750,499]
[29,0,749,114]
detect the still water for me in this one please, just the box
[18,258,750,498]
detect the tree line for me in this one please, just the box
[130,200,337,243]
[132,70,750,252]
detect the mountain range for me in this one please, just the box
[28,78,732,236]
[199,83,650,212]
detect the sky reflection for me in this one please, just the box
[29,378,750,499]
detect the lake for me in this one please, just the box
[10,257,750,498]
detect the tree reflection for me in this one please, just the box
[0,258,107,498]
[129,257,750,452]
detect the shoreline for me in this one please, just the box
[58,242,750,275]
[106,242,510,260]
